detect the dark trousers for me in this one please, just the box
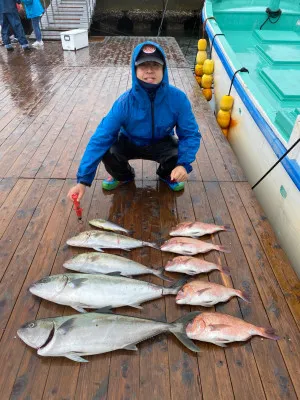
[1,10,28,46]
[102,135,179,181]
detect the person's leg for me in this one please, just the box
[1,14,13,49]
[154,136,179,178]
[6,10,29,47]
[31,17,42,42]
[154,136,185,191]
[102,135,137,181]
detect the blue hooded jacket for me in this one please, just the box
[77,40,201,185]
[23,0,44,19]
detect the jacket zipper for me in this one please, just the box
[151,97,155,142]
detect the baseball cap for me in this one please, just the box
[135,44,165,66]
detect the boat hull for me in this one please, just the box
[203,3,300,276]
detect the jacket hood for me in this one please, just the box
[131,41,169,91]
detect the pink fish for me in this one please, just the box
[170,221,234,238]
[186,312,279,347]
[165,256,230,276]
[176,280,250,306]
[161,237,230,255]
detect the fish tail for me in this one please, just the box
[169,311,201,353]
[145,241,160,250]
[153,268,174,283]
[259,327,280,341]
[219,264,231,276]
[163,277,189,295]
[215,245,231,254]
[237,290,251,303]
[223,224,234,232]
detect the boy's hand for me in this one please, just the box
[67,183,86,202]
[170,166,188,182]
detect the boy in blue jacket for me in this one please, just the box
[68,41,201,201]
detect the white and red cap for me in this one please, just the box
[135,44,165,66]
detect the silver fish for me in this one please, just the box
[63,252,172,282]
[89,219,131,234]
[29,273,187,312]
[17,310,201,362]
[66,230,159,251]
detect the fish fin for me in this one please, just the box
[95,306,114,314]
[172,331,201,353]
[123,344,138,351]
[223,224,234,232]
[93,247,104,252]
[122,248,131,252]
[215,245,231,254]
[69,277,88,288]
[260,327,280,341]
[72,306,87,313]
[65,353,89,363]
[170,311,202,353]
[238,290,251,303]
[130,303,143,310]
[106,271,122,276]
[214,342,228,348]
[154,268,174,282]
[125,229,134,235]
[208,324,230,331]
[163,276,190,295]
[58,318,77,334]
[220,265,231,276]
[197,288,211,295]
[145,241,160,250]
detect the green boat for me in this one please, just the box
[202,0,300,275]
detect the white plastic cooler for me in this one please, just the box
[60,29,88,51]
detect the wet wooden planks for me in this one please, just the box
[0,38,299,400]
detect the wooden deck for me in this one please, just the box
[0,37,299,400]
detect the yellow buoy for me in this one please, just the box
[220,95,234,111]
[201,74,213,89]
[202,88,212,101]
[198,38,207,51]
[203,59,214,75]
[217,109,231,128]
[195,64,204,77]
[196,51,208,65]
[195,76,202,85]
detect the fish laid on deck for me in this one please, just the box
[186,312,279,347]
[176,280,250,307]
[66,230,158,251]
[63,252,172,281]
[89,219,132,234]
[170,221,233,238]
[165,256,230,275]
[161,237,230,255]
[17,310,201,362]
[29,273,186,312]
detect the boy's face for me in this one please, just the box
[136,62,163,84]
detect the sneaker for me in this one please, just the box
[5,45,14,51]
[102,176,133,191]
[11,38,18,44]
[159,176,185,192]
[32,40,44,48]
[22,45,33,51]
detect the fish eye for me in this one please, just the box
[28,322,36,328]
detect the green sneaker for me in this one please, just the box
[102,177,133,191]
[159,177,185,192]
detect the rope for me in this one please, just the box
[157,0,169,37]
[252,138,300,189]
[260,7,282,30]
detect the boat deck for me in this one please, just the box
[0,37,299,400]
